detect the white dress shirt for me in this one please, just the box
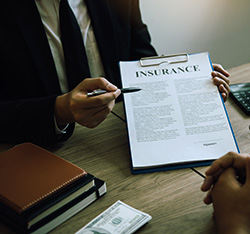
[35,0,106,133]
[35,0,105,94]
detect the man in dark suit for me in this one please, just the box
[0,0,229,145]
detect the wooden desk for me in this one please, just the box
[1,63,250,234]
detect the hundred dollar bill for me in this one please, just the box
[75,200,152,234]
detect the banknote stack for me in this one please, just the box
[75,200,152,234]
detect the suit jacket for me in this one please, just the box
[0,0,157,145]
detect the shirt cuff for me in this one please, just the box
[54,116,69,134]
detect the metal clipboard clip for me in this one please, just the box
[139,53,189,67]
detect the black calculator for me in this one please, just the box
[229,82,250,115]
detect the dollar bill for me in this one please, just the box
[75,200,152,234]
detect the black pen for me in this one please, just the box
[87,87,141,97]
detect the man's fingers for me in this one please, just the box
[201,175,214,191]
[203,189,213,205]
[205,152,248,176]
[212,63,230,78]
[83,89,121,108]
[78,77,118,92]
[81,102,115,128]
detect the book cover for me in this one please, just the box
[0,142,87,213]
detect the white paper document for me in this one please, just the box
[75,200,151,234]
[119,52,238,173]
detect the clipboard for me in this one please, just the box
[119,52,239,175]
[139,53,189,67]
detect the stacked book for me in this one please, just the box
[0,143,106,234]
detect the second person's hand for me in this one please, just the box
[212,63,230,102]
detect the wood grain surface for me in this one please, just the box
[1,63,250,234]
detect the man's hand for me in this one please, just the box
[212,63,230,102]
[209,156,250,234]
[201,152,250,234]
[55,77,121,128]
[201,151,249,203]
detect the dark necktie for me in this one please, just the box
[59,0,90,90]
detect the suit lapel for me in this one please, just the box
[10,0,120,93]
[11,0,61,95]
[85,0,119,81]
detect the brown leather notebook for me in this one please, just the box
[0,142,87,214]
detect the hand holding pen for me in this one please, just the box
[55,77,140,129]
[55,78,121,128]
